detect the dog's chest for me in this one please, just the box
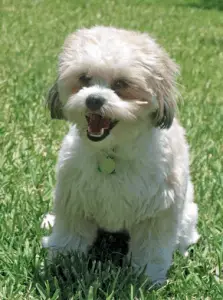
[69,156,164,231]
[58,128,173,231]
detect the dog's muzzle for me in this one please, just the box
[85,94,118,142]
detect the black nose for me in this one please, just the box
[86,94,105,111]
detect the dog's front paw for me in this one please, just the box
[151,277,166,286]
[144,263,168,286]
[147,277,167,291]
[132,261,167,285]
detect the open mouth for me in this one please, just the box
[86,113,118,142]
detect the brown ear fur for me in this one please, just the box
[46,81,64,120]
[151,53,179,129]
[153,96,175,129]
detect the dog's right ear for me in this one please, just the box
[46,81,64,120]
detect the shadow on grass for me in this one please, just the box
[33,252,151,300]
[181,0,223,11]
[32,240,202,299]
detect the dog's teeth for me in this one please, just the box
[89,128,104,137]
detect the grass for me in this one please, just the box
[1,0,223,298]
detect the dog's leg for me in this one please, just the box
[129,207,178,284]
[42,217,97,259]
[178,181,199,256]
[42,171,98,259]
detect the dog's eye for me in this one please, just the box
[112,79,129,91]
[79,74,92,86]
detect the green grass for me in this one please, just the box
[1,0,223,299]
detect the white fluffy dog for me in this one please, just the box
[42,26,199,284]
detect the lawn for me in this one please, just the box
[1,0,223,299]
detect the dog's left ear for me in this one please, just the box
[46,81,64,120]
[152,96,175,129]
[150,54,179,130]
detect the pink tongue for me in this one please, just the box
[88,114,110,133]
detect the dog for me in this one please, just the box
[42,26,199,284]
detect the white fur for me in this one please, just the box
[43,26,199,284]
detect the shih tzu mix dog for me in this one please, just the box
[42,26,199,284]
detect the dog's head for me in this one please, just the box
[47,26,179,146]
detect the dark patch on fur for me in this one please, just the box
[46,82,64,120]
[153,98,175,129]
[88,228,130,267]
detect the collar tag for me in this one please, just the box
[98,156,116,174]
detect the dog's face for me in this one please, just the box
[47,26,178,147]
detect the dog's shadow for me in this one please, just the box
[33,236,200,299]
[33,248,201,299]
[33,251,151,300]
[33,228,152,299]
[33,232,199,299]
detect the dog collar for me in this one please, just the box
[98,150,116,174]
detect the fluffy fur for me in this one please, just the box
[43,26,199,284]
